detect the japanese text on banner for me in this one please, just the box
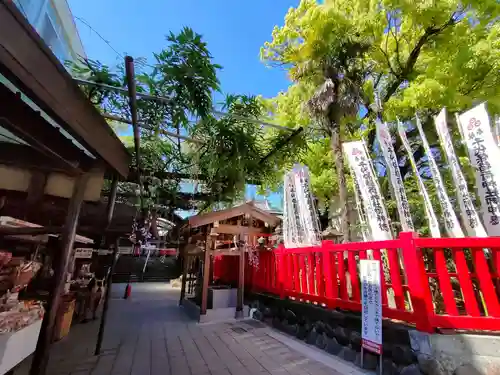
[458,103,500,236]
[416,115,464,237]
[397,121,441,237]
[343,141,392,241]
[361,259,382,354]
[376,119,414,232]
[435,109,487,237]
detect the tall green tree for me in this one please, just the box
[69,28,296,236]
[262,0,500,240]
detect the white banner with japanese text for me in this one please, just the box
[360,259,382,354]
[349,163,371,242]
[397,121,441,238]
[458,103,500,236]
[435,109,487,237]
[415,115,464,237]
[344,141,392,241]
[376,119,414,232]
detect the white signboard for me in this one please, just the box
[74,248,93,259]
[458,103,500,236]
[361,259,382,354]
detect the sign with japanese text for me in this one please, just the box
[376,119,414,232]
[283,164,321,248]
[344,141,392,241]
[415,115,464,237]
[435,109,487,237]
[397,121,441,237]
[361,259,382,354]
[458,103,500,236]
[74,248,93,259]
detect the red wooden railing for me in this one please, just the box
[245,232,500,333]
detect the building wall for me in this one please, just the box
[14,0,85,63]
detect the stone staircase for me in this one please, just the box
[112,254,182,283]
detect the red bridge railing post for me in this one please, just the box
[277,244,286,299]
[399,231,434,333]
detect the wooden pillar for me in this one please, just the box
[236,216,251,317]
[200,234,212,315]
[179,253,189,305]
[30,172,90,375]
[94,177,119,355]
[94,238,120,355]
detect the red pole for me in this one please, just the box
[399,232,434,333]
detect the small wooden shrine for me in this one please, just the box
[179,201,280,321]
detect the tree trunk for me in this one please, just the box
[329,122,350,243]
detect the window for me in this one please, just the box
[39,13,69,62]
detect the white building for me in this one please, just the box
[14,0,85,62]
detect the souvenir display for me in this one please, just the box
[0,252,44,334]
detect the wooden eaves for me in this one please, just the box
[0,1,130,178]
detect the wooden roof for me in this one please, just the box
[0,2,130,177]
[188,202,281,229]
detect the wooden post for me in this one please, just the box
[179,253,189,305]
[236,216,251,317]
[94,238,120,355]
[94,177,119,355]
[29,172,89,375]
[200,234,212,315]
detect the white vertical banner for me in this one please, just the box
[292,164,322,246]
[343,141,392,241]
[397,121,441,238]
[283,172,302,247]
[349,163,371,242]
[283,165,322,248]
[435,109,487,237]
[360,259,382,354]
[376,119,414,231]
[415,115,464,237]
[458,103,500,236]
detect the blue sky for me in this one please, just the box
[68,0,298,101]
[68,0,299,212]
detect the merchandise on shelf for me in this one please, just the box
[0,251,44,334]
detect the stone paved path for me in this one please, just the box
[16,283,346,375]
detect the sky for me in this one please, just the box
[68,0,300,212]
[68,0,298,101]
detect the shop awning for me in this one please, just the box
[0,2,130,178]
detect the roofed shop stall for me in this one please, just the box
[0,3,130,375]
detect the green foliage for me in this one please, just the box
[261,0,500,235]
[67,28,224,213]
[69,28,298,215]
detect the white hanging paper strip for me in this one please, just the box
[415,115,464,237]
[458,103,500,236]
[397,120,441,238]
[376,119,414,232]
[343,141,392,241]
[435,109,487,237]
[283,164,322,248]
